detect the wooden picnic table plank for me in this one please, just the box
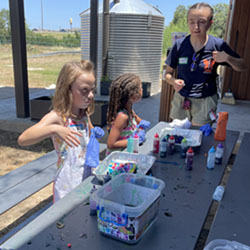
[2,122,239,250]
[205,132,250,247]
[0,144,106,215]
[0,150,57,194]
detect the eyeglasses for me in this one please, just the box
[190,53,199,72]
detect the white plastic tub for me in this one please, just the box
[160,127,203,147]
[92,173,165,244]
[204,239,250,250]
[94,152,156,183]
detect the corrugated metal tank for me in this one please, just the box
[80,0,164,94]
[80,9,103,89]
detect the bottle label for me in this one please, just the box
[153,140,159,154]
[215,157,222,164]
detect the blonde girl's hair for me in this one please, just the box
[52,60,95,118]
[107,73,141,128]
[188,2,214,21]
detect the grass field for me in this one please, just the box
[0,44,81,88]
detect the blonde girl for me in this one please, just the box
[18,60,96,202]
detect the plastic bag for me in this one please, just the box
[84,127,104,168]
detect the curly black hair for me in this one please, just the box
[107,73,141,128]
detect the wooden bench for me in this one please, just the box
[0,143,106,215]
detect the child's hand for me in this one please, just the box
[137,120,151,130]
[57,127,82,147]
[91,127,104,138]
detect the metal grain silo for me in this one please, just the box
[108,0,164,94]
[80,0,164,94]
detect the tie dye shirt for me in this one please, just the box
[106,110,137,155]
[52,115,89,168]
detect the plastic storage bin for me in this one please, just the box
[94,152,156,183]
[204,239,250,250]
[92,173,165,244]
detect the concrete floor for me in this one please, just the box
[1,86,250,140]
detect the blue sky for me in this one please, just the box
[1,0,229,30]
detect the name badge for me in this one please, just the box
[179,57,188,64]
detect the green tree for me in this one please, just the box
[0,8,10,35]
[162,3,229,55]
[172,5,188,30]
[210,4,229,38]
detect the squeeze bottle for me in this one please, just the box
[180,137,188,158]
[215,144,224,164]
[127,137,134,153]
[207,146,216,170]
[160,137,167,158]
[214,112,228,141]
[168,135,175,155]
[133,133,139,153]
[153,133,160,154]
[185,147,194,170]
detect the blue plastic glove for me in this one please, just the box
[84,127,105,168]
[138,130,146,144]
[200,124,213,136]
[92,126,104,139]
[137,120,151,130]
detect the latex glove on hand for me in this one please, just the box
[200,123,213,136]
[138,130,146,144]
[137,120,151,130]
[84,127,105,170]
[91,126,104,139]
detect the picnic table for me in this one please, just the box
[1,122,240,250]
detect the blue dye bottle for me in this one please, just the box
[207,146,216,170]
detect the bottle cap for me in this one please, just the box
[217,143,224,148]
[154,133,159,138]
[169,135,175,140]
[209,146,216,153]
[181,137,187,143]
[134,133,139,138]
[162,137,167,142]
[187,147,193,153]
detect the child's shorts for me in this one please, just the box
[170,92,218,125]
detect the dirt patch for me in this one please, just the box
[0,129,54,176]
[0,129,54,239]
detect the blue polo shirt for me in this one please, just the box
[165,34,240,98]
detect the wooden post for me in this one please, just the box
[9,0,29,118]
[90,0,98,75]
[159,65,175,122]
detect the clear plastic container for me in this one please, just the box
[213,185,225,201]
[204,239,250,250]
[160,127,202,148]
[94,152,156,183]
[92,173,165,244]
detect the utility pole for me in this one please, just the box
[41,0,43,30]
[70,18,72,32]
